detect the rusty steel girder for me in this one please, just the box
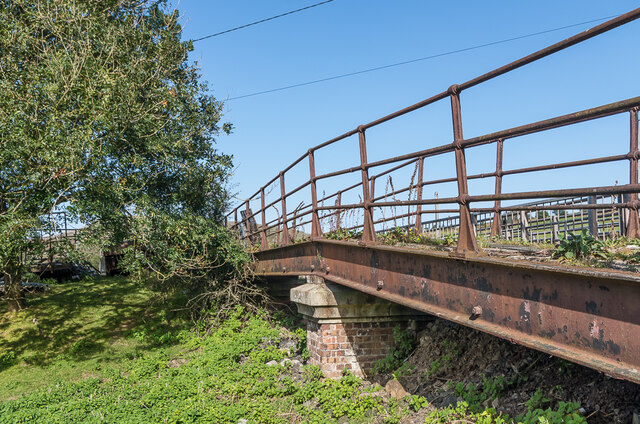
[254,239,640,383]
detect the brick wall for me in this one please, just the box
[306,320,399,378]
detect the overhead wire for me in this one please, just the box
[191,0,335,42]
[225,14,618,101]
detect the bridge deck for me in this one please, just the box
[237,10,640,383]
[254,239,640,383]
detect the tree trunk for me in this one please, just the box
[4,264,26,313]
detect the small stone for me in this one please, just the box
[631,411,639,424]
[238,419,248,424]
[266,360,278,366]
[440,395,458,407]
[578,407,586,415]
[289,359,302,373]
[492,398,500,409]
[279,339,297,350]
[614,408,620,415]
[385,379,409,399]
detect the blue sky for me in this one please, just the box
[170,1,640,229]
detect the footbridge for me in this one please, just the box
[228,9,640,382]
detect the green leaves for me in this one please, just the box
[0,0,234,309]
[553,230,608,262]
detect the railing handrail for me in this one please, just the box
[225,8,640,254]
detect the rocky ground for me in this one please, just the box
[377,318,640,424]
[269,313,639,423]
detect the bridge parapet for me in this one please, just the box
[227,9,640,255]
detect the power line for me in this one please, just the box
[226,15,617,101]
[191,0,335,42]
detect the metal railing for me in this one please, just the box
[226,8,640,256]
[418,194,627,244]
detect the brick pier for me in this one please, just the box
[291,276,428,378]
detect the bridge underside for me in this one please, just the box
[254,239,640,384]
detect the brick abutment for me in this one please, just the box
[291,276,428,378]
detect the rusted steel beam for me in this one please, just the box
[358,127,376,243]
[490,139,504,237]
[449,86,478,254]
[627,108,640,238]
[254,239,640,383]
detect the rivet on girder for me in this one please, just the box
[469,305,482,321]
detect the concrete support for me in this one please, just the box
[291,276,428,378]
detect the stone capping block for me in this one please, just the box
[290,278,429,323]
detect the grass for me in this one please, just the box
[0,279,407,423]
[0,277,589,423]
[0,276,188,401]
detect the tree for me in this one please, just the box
[0,0,234,312]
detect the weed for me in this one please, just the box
[392,363,415,379]
[424,401,508,424]
[0,351,15,372]
[373,326,414,374]
[407,394,428,412]
[516,389,585,424]
[427,359,443,376]
[553,229,608,261]
[325,228,362,241]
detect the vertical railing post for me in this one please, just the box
[587,196,598,238]
[335,192,342,230]
[358,126,376,243]
[449,85,478,254]
[627,107,639,238]
[370,177,376,202]
[308,149,322,239]
[490,139,504,238]
[520,211,529,242]
[234,209,238,234]
[279,172,291,245]
[415,157,424,233]
[244,200,251,246]
[552,214,559,242]
[260,187,269,250]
